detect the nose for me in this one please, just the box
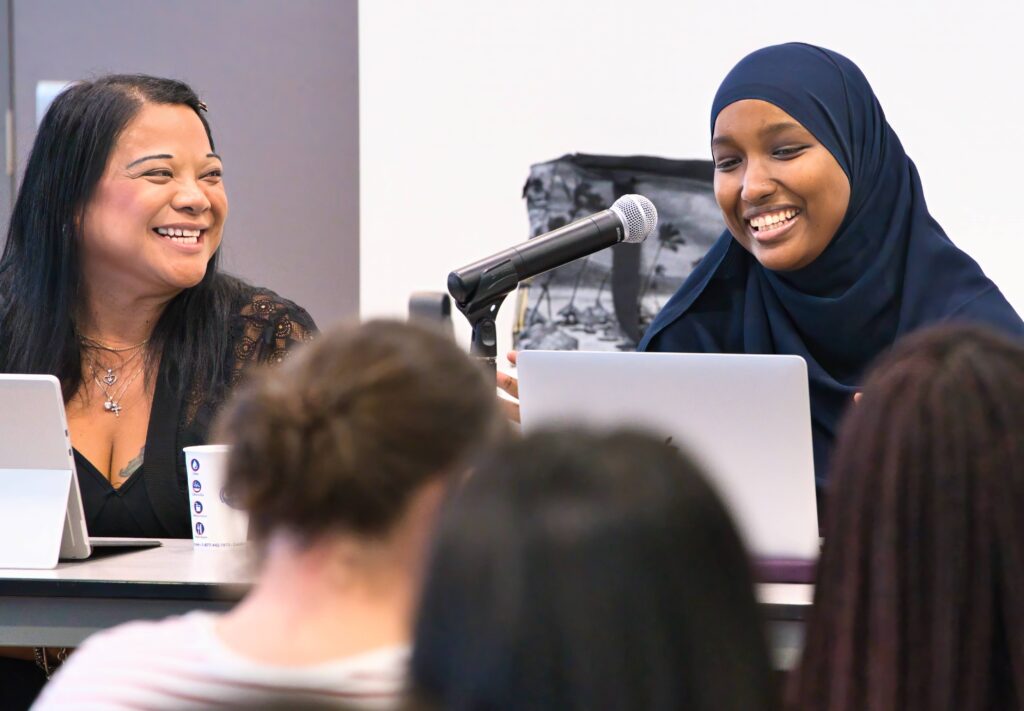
[740,157,777,204]
[171,177,212,214]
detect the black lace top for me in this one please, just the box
[79,284,317,538]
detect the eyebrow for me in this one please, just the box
[126,152,222,168]
[711,121,805,147]
[125,154,172,168]
[760,121,803,136]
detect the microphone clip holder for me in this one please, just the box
[458,295,506,376]
[448,259,520,375]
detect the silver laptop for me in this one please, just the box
[0,375,159,568]
[517,351,819,561]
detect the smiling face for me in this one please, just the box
[711,99,850,272]
[79,102,227,298]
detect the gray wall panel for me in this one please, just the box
[1,0,12,224]
[10,0,358,326]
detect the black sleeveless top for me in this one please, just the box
[74,284,316,538]
[76,450,161,537]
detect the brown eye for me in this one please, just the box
[772,145,809,159]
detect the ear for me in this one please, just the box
[68,210,83,238]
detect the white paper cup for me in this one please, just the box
[184,445,248,549]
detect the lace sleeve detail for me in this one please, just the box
[229,289,318,386]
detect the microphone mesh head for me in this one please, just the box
[610,195,658,243]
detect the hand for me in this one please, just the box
[496,350,520,423]
[853,392,862,404]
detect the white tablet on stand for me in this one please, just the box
[0,374,157,569]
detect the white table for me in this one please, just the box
[0,540,813,668]
[0,539,253,647]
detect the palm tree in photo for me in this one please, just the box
[640,222,686,302]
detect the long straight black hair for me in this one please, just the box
[412,429,778,711]
[0,74,241,402]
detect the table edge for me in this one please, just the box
[0,578,249,602]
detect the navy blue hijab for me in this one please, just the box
[640,43,1023,486]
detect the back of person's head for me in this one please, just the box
[411,428,778,711]
[215,319,502,545]
[789,324,1024,711]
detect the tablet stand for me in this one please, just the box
[0,468,73,569]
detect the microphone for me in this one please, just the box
[448,194,658,308]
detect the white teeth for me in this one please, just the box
[156,227,202,239]
[749,209,799,232]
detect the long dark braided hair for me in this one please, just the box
[789,323,1024,711]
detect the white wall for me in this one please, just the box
[9,0,360,328]
[360,1,1024,355]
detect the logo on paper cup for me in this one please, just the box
[195,522,205,535]
[191,458,200,472]
[192,480,202,493]
[194,501,203,514]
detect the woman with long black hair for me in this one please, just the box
[0,75,315,707]
[411,429,778,711]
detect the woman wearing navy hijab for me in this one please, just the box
[639,43,1023,489]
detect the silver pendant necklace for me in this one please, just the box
[91,361,145,417]
[80,339,149,417]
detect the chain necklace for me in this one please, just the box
[83,343,145,386]
[87,357,146,416]
[79,335,150,353]
[80,341,150,417]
